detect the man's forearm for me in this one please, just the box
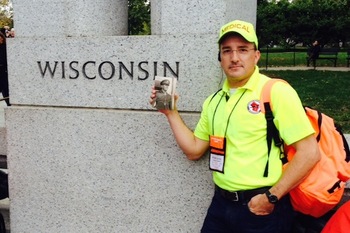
[269,135,321,199]
[165,110,208,160]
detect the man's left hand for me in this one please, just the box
[247,193,274,215]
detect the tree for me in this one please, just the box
[128,0,150,35]
[0,0,150,35]
[257,0,350,48]
[257,0,291,47]
[0,0,13,29]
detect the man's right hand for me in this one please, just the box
[149,86,178,115]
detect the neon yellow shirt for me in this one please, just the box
[194,67,314,191]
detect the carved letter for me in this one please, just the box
[119,62,134,80]
[69,61,79,79]
[138,61,149,80]
[163,62,179,79]
[37,61,58,78]
[83,61,96,79]
[61,61,65,79]
[99,61,115,80]
[153,62,157,78]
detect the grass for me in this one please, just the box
[258,50,349,67]
[260,70,350,133]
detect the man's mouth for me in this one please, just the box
[229,65,241,69]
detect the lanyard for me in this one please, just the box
[211,89,247,136]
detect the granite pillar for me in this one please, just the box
[7,1,258,232]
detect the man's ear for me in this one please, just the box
[218,51,221,62]
[254,50,261,65]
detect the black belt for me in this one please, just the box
[215,185,271,203]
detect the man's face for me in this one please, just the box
[161,83,169,92]
[219,35,260,88]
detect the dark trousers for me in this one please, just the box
[307,57,316,67]
[201,189,294,233]
[0,66,10,106]
[307,53,318,68]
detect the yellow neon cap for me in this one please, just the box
[218,20,258,48]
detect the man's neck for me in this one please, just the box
[227,77,250,88]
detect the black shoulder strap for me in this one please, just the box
[262,79,287,177]
[263,102,285,177]
[304,106,322,142]
[335,124,350,163]
[209,89,223,105]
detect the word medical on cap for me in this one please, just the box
[221,23,251,34]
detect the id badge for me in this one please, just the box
[209,136,226,173]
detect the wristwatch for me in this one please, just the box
[265,190,278,204]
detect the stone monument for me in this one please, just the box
[6,0,261,232]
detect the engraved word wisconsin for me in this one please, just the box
[37,61,180,80]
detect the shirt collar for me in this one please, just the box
[222,66,260,94]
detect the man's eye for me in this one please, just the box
[222,49,231,54]
[239,48,248,53]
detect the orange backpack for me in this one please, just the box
[261,79,350,217]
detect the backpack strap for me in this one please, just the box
[304,106,322,142]
[260,79,287,177]
[327,126,350,193]
[335,124,350,163]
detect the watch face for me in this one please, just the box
[266,191,278,204]
[269,195,278,204]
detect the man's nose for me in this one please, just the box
[229,50,240,61]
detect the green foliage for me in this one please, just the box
[0,0,13,29]
[257,0,350,48]
[128,0,150,35]
[0,0,10,7]
[0,12,11,28]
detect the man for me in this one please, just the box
[307,40,321,67]
[149,20,320,233]
[154,79,172,110]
